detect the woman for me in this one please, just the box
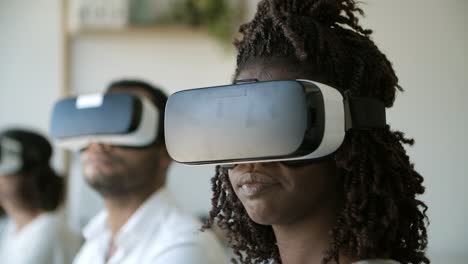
[0,129,81,264]
[203,0,429,263]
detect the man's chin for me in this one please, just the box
[84,173,136,197]
[85,178,118,196]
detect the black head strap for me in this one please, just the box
[344,91,387,131]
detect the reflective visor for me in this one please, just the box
[165,80,330,165]
[50,93,158,150]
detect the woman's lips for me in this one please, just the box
[237,172,279,198]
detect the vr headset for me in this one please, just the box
[50,93,159,150]
[0,137,23,175]
[165,79,386,166]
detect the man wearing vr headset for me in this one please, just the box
[165,0,429,264]
[51,80,226,264]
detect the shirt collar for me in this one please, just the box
[82,210,108,241]
[83,187,174,250]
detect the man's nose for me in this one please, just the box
[85,142,113,153]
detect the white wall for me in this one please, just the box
[362,1,468,262]
[0,0,64,168]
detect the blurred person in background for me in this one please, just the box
[0,128,81,264]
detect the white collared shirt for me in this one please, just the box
[0,211,82,264]
[73,188,228,264]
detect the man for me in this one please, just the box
[69,80,227,264]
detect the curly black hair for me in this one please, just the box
[203,0,429,263]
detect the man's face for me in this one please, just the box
[80,88,169,197]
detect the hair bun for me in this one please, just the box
[268,0,371,35]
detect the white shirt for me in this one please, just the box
[0,211,82,264]
[73,188,228,264]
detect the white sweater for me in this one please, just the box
[0,211,81,264]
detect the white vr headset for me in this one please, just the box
[50,93,159,150]
[165,79,386,166]
[0,137,23,175]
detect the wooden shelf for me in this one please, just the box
[69,25,210,38]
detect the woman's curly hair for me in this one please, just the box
[203,0,429,263]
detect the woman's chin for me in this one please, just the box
[243,200,282,225]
